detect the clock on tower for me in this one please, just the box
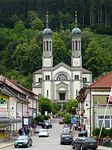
[43,58,52,67]
[73,58,80,67]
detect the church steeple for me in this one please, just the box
[71,11,82,67]
[42,12,53,68]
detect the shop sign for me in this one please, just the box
[0,96,7,112]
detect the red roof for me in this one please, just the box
[90,72,112,89]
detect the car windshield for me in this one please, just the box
[62,134,71,137]
[85,138,96,142]
[17,136,28,140]
[40,129,47,132]
[76,138,86,142]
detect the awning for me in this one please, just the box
[0,117,22,124]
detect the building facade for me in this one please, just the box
[32,13,92,103]
[0,75,38,139]
[84,72,112,136]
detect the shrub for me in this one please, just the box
[92,128,100,136]
[63,114,71,124]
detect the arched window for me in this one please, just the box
[76,40,77,50]
[45,75,50,80]
[46,41,48,51]
[83,77,87,83]
[74,75,79,80]
[57,74,68,81]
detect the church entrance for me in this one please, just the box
[59,93,65,100]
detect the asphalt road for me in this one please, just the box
[2,118,112,150]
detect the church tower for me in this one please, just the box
[42,12,53,68]
[71,11,82,68]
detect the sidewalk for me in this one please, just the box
[0,138,15,149]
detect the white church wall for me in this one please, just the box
[43,81,51,99]
[72,81,81,98]
[35,74,42,82]
[82,74,92,83]
[32,88,41,96]
[43,71,52,80]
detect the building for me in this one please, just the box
[84,72,112,135]
[32,13,92,103]
[0,75,38,140]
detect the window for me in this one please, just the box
[76,90,78,96]
[74,75,79,80]
[38,78,42,83]
[47,90,49,97]
[76,40,77,50]
[98,116,112,128]
[45,75,50,80]
[46,41,48,51]
[57,74,68,81]
[83,77,87,83]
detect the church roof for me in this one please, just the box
[53,62,71,70]
[82,68,92,74]
[34,69,42,74]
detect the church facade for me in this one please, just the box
[32,14,92,103]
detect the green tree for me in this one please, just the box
[53,32,71,66]
[31,18,44,30]
[39,97,54,115]
[63,114,71,124]
[66,99,78,114]
[13,20,25,35]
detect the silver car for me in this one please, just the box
[14,135,32,148]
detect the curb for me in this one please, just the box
[0,143,14,149]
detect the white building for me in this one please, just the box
[32,13,92,103]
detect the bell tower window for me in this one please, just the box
[76,40,77,50]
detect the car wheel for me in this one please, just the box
[15,145,17,148]
[27,143,30,147]
[72,146,75,149]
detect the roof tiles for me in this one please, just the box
[90,72,112,89]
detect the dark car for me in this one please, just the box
[60,133,73,145]
[78,130,88,137]
[72,137,98,150]
[14,135,32,148]
[38,120,52,129]
[44,120,52,128]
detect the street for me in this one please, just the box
[2,118,112,150]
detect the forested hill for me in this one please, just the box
[0,0,112,89]
[0,0,112,33]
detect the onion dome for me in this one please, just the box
[72,11,81,35]
[43,12,52,35]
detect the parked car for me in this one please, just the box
[63,127,70,133]
[14,135,32,148]
[38,129,49,137]
[78,130,88,137]
[34,125,42,133]
[60,133,73,145]
[72,137,86,149]
[72,137,98,150]
[38,120,52,129]
[44,120,52,128]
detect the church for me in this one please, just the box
[32,13,92,103]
